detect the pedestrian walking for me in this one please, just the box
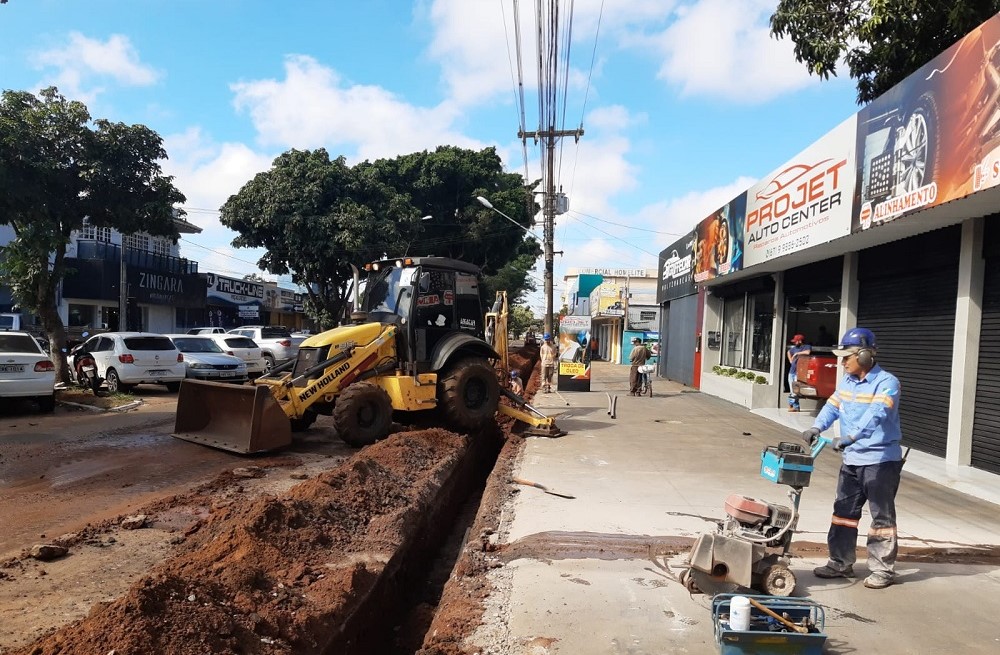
[801,327,903,590]
[540,333,557,393]
[787,333,811,411]
[628,337,650,396]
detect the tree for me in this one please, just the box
[361,146,541,302]
[770,1,1000,104]
[220,149,411,329]
[508,305,535,340]
[0,87,185,381]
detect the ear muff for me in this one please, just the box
[857,348,875,368]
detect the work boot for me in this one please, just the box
[813,564,854,579]
[863,574,893,589]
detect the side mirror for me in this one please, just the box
[81,331,89,338]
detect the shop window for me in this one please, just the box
[79,222,112,242]
[68,304,96,328]
[747,291,774,372]
[721,297,745,367]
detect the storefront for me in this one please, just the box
[203,273,265,330]
[656,235,698,386]
[690,13,1000,477]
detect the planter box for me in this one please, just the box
[701,373,776,410]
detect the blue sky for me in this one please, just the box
[1,0,862,316]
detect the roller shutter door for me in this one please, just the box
[857,227,960,457]
[971,222,1000,474]
[662,294,697,386]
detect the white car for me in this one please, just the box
[186,327,227,335]
[165,335,248,384]
[78,332,186,394]
[0,331,56,412]
[204,334,266,377]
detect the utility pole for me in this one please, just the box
[519,126,583,336]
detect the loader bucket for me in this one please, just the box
[173,380,292,454]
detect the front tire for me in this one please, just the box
[438,358,500,432]
[333,382,393,448]
[289,409,319,432]
[760,564,796,597]
[262,355,275,373]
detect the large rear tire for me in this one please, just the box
[438,358,500,432]
[332,382,393,448]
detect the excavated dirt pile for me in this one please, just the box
[12,345,541,655]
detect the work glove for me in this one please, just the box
[832,437,852,452]
[801,427,821,447]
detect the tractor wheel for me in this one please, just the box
[438,358,500,432]
[332,382,393,448]
[760,564,796,597]
[289,409,319,432]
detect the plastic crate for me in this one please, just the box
[712,594,826,655]
[760,442,814,487]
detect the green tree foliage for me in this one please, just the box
[361,146,541,303]
[0,87,184,378]
[508,304,535,340]
[220,149,411,329]
[223,146,541,328]
[771,1,1000,104]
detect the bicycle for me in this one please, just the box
[637,364,654,397]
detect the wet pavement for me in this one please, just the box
[475,361,1000,654]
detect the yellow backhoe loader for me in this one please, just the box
[173,256,563,453]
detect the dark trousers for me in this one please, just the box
[827,460,904,578]
[629,365,640,393]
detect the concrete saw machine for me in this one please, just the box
[680,436,830,597]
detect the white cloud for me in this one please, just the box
[32,32,160,102]
[638,0,815,102]
[230,55,483,160]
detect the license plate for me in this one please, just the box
[219,371,236,377]
[82,366,95,372]
[147,370,167,377]
[0,364,25,373]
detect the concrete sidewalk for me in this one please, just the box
[472,361,1000,654]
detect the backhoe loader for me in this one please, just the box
[173,256,563,453]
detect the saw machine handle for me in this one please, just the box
[811,435,832,459]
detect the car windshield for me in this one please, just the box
[122,336,176,351]
[172,338,224,353]
[362,266,415,316]
[0,334,42,354]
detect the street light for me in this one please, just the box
[476,195,553,336]
[475,196,542,240]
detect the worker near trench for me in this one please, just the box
[801,327,903,590]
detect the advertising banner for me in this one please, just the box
[128,267,206,308]
[744,117,856,266]
[557,314,592,391]
[693,193,746,282]
[854,14,1000,231]
[206,273,264,307]
[595,281,625,317]
[657,232,695,303]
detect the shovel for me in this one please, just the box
[511,476,576,499]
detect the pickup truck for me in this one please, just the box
[793,347,838,399]
[226,325,304,372]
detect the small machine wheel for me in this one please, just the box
[289,409,319,432]
[679,568,700,594]
[438,357,500,432]
[761,564,796,597]
[333,382,393,447]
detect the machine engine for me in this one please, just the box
[721,494,794,549]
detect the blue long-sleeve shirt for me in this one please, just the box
[812,364,903,465]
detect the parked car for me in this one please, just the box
[165,335,248,384]
[226,326,302,372]
[204,334,266,378]
[186,327,227,335]
[77,332,186,394]
[793,347,838,399]
[0,331,56,412]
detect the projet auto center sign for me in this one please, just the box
[206,273,264,320]
[743,117,856,267]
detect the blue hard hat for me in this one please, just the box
[835,327,877,354]
[543,332,552,340]
[510,370,519,378]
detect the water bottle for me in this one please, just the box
[729,596,751,631]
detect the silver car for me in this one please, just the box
[166,335,248,384]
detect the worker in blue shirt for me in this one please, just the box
[801,327,903,589]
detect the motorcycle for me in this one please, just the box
[69,334,104,396]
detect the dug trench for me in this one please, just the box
[2,346,540,655]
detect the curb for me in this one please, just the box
[56,399,144,413]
